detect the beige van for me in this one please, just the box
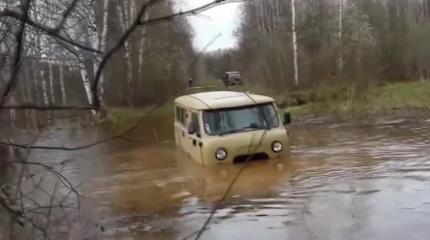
[174,91,291,165]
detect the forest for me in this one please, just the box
[0,0,196,111]
[204,0,430,114]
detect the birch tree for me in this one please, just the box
[338,0,343,73]
[59,64,66,104]
[291,0,299,86]
[48,61,55,104]
[138,10,149,87]
[98,0,110,102]
[116,0,135,105]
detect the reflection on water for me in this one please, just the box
[29,116,430,240]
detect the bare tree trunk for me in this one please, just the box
[96,0,110,106]
[40,69,49,105]
[24,66,37,128]
[88,7,100,108]
[338,0,343,74]
[79,63,93,105]
[59,64,66,104]
[137,39,145,88]
[138,11,149,88]
[78,62,97,117]
[274,0,281,30]
[257,2,266,35]
[124,42,133,105]
[48,62,55,104]
[8,95,16,127]
[31,61,41,105]
[291,0,299,86]
[117,0,134,105]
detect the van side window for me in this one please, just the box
[176,106,187,126]
[191,112,201,137]
[181,109,187,126]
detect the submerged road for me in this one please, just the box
[24,116,430,240]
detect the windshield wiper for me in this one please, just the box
[220,125,266,136]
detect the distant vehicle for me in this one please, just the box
[174,91,291,165]
[221,71,242,86]
[188,78,193,87]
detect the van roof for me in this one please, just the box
[174,91,275,110]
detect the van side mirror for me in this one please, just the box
[187,123,196,135]
[283,112,291,125]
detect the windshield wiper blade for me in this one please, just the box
[220,126,265,136]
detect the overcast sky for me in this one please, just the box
[177,1,243,52]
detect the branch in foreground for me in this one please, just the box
[0,105,99,111]
[0,9,101,53]
[0,0,32,107]
[137,0,230,26]
[51,0,80,33]
[0,135,168,151]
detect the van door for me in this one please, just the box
[186,110,204,165]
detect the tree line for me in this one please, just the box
[0,0,200,112]
[204,0,430,93]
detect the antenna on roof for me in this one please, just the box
[188,95,212,110]
[242,91,257,104]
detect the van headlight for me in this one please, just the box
[272,141,283,153]
[215,148,227,160]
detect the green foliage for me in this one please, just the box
[284,81,430,119]
[107,103,174,125]
[371,81,430,111]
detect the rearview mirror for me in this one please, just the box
[187,123,196,135]
[283,112,291,125]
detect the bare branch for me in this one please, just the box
[0,0,32,107]
[0,9,101,53]
[138,0,230,26]
[0,104,98,110]
[6,160,81,206]
[52,0,80,33]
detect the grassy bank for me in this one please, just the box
[102,104,173,135]
[285,81,430,119]
[105,81,430,125]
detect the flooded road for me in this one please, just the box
[27,116,430,240]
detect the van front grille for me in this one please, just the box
[233,153,269,164]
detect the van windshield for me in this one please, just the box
[203,103,279,136]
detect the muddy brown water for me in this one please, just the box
[24,116,430,240]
